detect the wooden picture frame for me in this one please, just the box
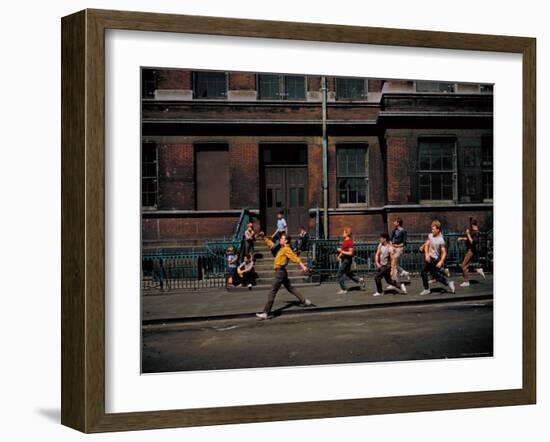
[61,8,536,433]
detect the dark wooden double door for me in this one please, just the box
[264,166,308,236]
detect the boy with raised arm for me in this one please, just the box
[419,220,456,295]
[256,231,312,320]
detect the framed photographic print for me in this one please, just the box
[61,9,536,433]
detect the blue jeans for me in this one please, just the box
[337,259,360,290]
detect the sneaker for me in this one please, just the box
[476,268,486,279]
[400,283,407,294]
[248,284,253,290]
[460,281,470,287]
[419,289,431,296]
[337,289,348,295]
[444,268,451,277]
[359,278,367,290]
[448,281,456,294]
[372,292,383,297]
[386,284,396,290]
[428,279,436,285]
[256,312,268,320]
[302,299,313,307]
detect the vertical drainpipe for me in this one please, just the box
[321,76,329,239]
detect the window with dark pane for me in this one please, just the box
[193,71,227,99]
[482,135,494,200]
[195,144,230,210]
[336,78,367,100]
[141,69,157,98]
[258,74,280,100]
[416,81,455,93]
[336,145,368,205]
[284,75,306,100]
[418,139,455,201]
[480,84,494,93]
[142,142,158,208]
[258,74,306,100]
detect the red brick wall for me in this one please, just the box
[328,144,337,208]
[308,76,321,91]
[229,73,256,90]
[368,79,383,92]
[157,143,194,210]
[386,137,411,204]
[156,69,191,90]
[387,210,493,234]
[368,138,385,207]
[329,213,386,237]
[308,144,322,207]
[229,143,260,209]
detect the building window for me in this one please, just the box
[141,69,157,98]
[418,138,456,201]
[193,71,227,99]
[337,145,369,205]
[416,81,455,93]
[482,136,493,200]
[335,77,368,100]
[480,84,494,93]
[258,74,306,100]
[195,144,230,210]
[142,142,158,208]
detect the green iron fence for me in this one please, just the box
[306,230,493,282]
[142,209,250,292]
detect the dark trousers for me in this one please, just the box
[263,268,306,314]
[337,259,360,290]
[239,270,257,286]
[374,265,398,293]
[244,239,255,257]
[421,258,449,289]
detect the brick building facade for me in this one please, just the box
[141,69,493,246]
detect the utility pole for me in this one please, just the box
[321,76,329,239]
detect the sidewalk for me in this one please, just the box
[142,274,493,324]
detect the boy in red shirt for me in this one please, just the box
[336,227,366,294]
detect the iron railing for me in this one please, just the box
[306,230,493,281]
[142,209,251,292]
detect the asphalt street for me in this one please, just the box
[142,299,493,373]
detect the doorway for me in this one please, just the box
[260,144,308,236]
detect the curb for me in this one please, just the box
[142,292,493,328]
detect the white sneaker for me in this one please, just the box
[448,281,456,294]
[428,279,435,285]
[256,312,268,320]
[419,289,431,296]
[248,284,253,290]
[386,284,396,290]
[400,270,410,279]
[372,292,383,297]
[444,268,451,277]
[302,299,313,307]
[400,283,407,294]
[359,278,367,290]
[476,268,486,279]
[337,289,348,295]
[460,281,470,287]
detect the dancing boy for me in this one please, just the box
[336,227,366,294]
[458,218,486,286]
[373,233,407,296]
[256,232,312,320]
[390,217,410,281]
[420,220,456,295]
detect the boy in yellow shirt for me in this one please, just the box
[256,232,312,320]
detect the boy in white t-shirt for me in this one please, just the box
[419,220,455,295]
